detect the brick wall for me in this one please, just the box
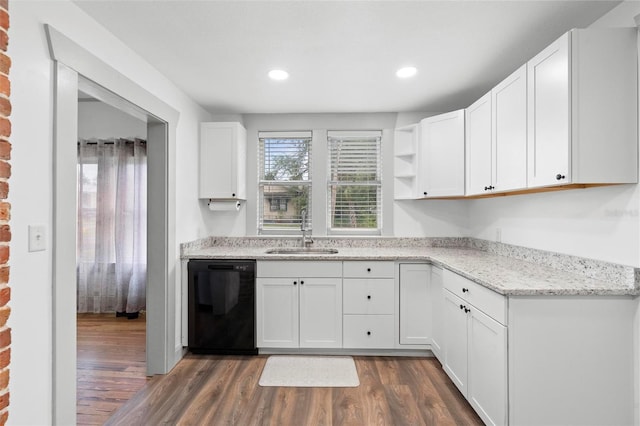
[0,0,9,423]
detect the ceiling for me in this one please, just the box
[73,0,621,115]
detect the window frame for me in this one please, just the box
[326,130,383,236]
[257,131,313,235]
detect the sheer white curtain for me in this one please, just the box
[77,139,147,314]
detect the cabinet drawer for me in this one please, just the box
[343,261,395,278]
[443,269,506,325]
[343,315,394,348]
[257,261,342,278]
[343,279,394,314]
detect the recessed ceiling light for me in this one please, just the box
[396,66,418,79]
[268,69,289,81]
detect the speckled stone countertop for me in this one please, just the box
[181,237,640,297]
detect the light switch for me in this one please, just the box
[28,225,46,252]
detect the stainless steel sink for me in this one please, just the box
[265,248,339,255]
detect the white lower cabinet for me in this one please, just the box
[430,266,444,360]
[257,277,299,348]
[467,305,507,426]
[343,315,394,348]
[443,290,469,393]
[399,263,431,346]
[443,270,507,426]
[343,261,396,349]
[257,261,342,348]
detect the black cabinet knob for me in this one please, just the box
[423,191,427,196]
[462,288,469,293]
[293,281,297,285]
[459,304,464,310]
[300,280,304,285]
[367,295,371,300]
[367,268,371,272]
[366,331,371,336]
[555,174,566,180]
[464,307,471,313]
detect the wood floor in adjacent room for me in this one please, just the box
[106,353,483,425]
[77,313,149,425]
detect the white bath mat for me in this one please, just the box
[258,355,360,387]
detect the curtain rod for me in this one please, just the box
[78,139,147,145]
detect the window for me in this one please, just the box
[327,130,382,233]
[258,131,312,234]
[269,197,288,212]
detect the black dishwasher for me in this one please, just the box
[188,259,257,355]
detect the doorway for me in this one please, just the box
[75,81,150,422]
[47,24,180,425]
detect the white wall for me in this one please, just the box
[78,100,147,140]
[9,2,211,424]
[467,1,640,267]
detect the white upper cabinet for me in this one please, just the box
[466,65,528,196]
[199,122,247,199]
[493,64,528,192]
[527,29,637,188]
[465,92,492,196]
[420,110,465,197]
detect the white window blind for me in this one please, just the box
[258,131,312,234]
[327,131,382,233]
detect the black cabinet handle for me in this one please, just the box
[464,307,471,313]
[300,280,304,285]
[293,281,297,285]
[459,304,464,310]
[555,174,566,180]
[462,288,469,293]
[367,295,371,300]
[367,268,371,272]
[232,193,236,197]
[423,191,427,196]
[367,331,371,336]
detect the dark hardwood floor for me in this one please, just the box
[78,313,482,425]
[77,313,149,425]
[106,353,483,425]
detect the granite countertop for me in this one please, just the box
[182,240,639,297]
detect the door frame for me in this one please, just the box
[46,25,180,425]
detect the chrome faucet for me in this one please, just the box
[300,208,313,248]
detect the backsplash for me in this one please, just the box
[181,236,638,288]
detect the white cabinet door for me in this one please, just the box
[465,93,493,196]
[399,263,431,345]
[442,289,468,395]
[527,29,637,188]
[430,267,444,360]
[420,110,465,197]
[257,277,299,348]
[527,33,570,188]
[468,306,507,426]
[299,278,342,348]
[199,122,247,199]
[493,64,527,192]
